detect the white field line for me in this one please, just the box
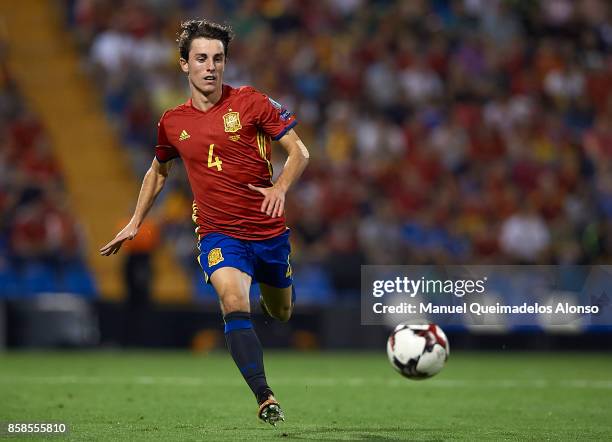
[0,376,611,389]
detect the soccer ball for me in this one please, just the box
[387,323,449,379]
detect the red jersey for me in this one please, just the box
[155,85,297,240]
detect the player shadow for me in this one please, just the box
[274,427,444,441]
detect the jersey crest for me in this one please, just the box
[223,111,242,133]
[208,248,224,267]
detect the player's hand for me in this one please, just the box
[248,183,286,218]
[99,222,139,256]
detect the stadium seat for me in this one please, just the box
[0,264,21,298]
[61,262,98,298]
[292,265,334,305]
[21,263,60,295]
[193,273,217,300]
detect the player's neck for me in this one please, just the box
[190,85,223,112]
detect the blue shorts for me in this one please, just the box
[197,230,293,289]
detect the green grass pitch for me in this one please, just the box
[1,351,611,440]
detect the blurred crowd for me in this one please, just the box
[0,40,94,296]
[64,0,612,299]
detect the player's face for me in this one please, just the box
[181,38,225,96]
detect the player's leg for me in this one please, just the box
[211,267,272,404]
[259,284,294,322]
[197,234,284,425]
[254,230,295,322]
[210,266,251,315]
[210,267,283,424]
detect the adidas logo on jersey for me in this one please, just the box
[179,130,190,141]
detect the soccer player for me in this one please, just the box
[100,19,309,425]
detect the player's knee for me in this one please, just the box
[264,301,292,322]
[220,294,249,314]
[276,304,292,322]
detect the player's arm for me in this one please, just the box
[248,129,309,218]
[99,157,173,255]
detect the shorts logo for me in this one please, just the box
[286,254,292,278]
[223,111,242,133]
[208,248,224,267]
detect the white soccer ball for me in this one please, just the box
[386,323,450,379]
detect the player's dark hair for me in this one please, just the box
[177,19,234,60]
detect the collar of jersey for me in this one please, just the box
[187,84,228,114]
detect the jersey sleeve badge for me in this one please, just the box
[268,97,292,121]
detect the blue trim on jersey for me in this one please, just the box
[224,319,253,334]
[272,120,298,140]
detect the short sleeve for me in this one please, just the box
[252,92,298,140]
[155,114,179,162]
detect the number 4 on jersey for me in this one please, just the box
[208,143,222,171]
